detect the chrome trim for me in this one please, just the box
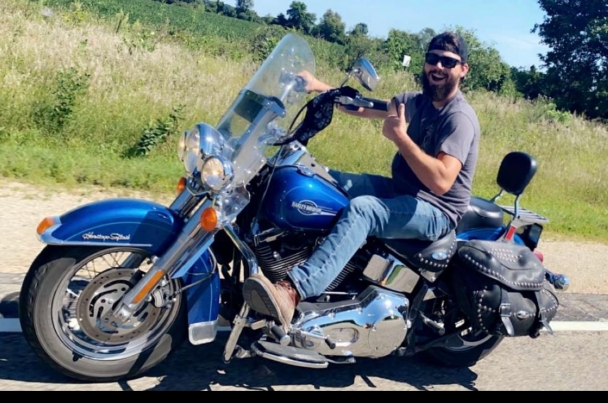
[169,185,195,213]
[423,287,443,301]
[250,343,328,369]
[419,269,441,283]
[188,320,218,345]
[292,286,409,358]
[220,222,262,362]
[223,303,251,362]
[171,184,206,218]
[223,223,259,276]
[443,331,494,351]
[362,254,421,294]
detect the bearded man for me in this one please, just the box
[242,31,481,331]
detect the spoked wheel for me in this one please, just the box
[419,296,504,368]
[19,246,187,382]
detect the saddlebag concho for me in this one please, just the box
[451,240,559,338]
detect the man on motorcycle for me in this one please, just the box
[243,31,481,330]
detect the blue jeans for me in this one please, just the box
[286,169,454,300]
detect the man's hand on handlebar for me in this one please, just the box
[297,70,335,94]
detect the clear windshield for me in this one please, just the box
[214,33,315,189]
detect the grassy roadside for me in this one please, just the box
[0,0,606,243]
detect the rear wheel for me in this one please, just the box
[19,245,187,382]
[419,296,504,368]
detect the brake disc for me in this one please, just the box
[75,269,163,345]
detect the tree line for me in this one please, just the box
[155,0,608,122]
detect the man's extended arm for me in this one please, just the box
[298,71,392,120]
[383,104,474,196]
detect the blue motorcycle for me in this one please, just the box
[20,33,569,382]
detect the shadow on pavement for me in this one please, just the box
[0,331,479,391]
[144,333,480,391]
[0,292,19,319]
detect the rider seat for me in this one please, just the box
[383,229,458,283]
[456,151,540,234]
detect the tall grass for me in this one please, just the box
[0,0,606,243]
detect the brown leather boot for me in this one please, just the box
[243,274,301,329]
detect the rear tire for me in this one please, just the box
[418,295,504,368]
[19,245,188,382]
[422,333,504,368]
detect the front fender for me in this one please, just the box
[38,198,184,256]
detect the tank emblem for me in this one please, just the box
[291,200,337,216]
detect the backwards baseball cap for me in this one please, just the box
[427,32,469,63]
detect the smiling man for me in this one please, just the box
[242,32,481,331]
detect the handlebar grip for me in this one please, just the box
[360,97,390,112]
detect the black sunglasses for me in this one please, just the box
[425,52,463,69]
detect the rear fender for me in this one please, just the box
[456,226,525,245]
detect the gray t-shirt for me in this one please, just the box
[390,90,480,226]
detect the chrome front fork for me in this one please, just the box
[221,223,261,362]
[114,191,261,363]
[110,184,263,361]
[111,189,214,323]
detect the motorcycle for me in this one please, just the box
[19,33,570,383]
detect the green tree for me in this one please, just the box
[235,0,260,21]
[349,23,369,37]
[384,29,425,72]
[313,9,346,44]
[511,65,548,99]
[533,0,608,119]
[235,0,253,12]
[450,26,516,94]
[285,1,317,34]
[417,27,437,52]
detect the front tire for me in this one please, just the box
[19,245,188,382]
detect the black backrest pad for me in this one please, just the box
[496,151,538,195]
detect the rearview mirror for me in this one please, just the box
[341,58,380,91]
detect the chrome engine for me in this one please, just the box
[251,230,360,291]
[290,285,410,359]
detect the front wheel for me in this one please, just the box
[19,245,188,382]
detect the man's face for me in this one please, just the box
[422,49,469,103]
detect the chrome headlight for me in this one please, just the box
[180,128,200,175]
[199,156,234,191]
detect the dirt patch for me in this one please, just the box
[1,179,606,294]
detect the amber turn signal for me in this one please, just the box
[37,216,57,235]
[200,208,218,232]
[176,177,187,195]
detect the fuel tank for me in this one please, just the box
[259,165,349,232]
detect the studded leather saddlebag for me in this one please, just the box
[451,240,559,338]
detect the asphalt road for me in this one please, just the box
[1,274,607,391]
[0,331,606,391]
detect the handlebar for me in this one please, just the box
[337,95,389,112]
